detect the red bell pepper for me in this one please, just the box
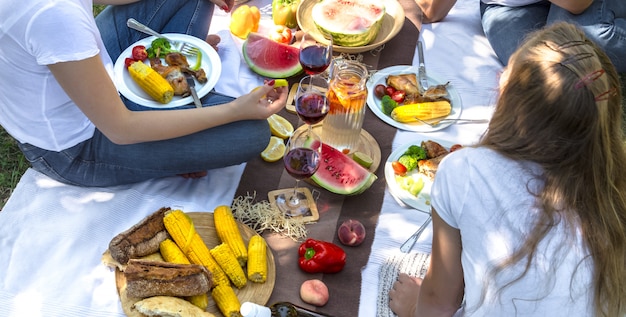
[298,238,346,273]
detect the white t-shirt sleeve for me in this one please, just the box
[27,2,100,65]
[430,148,472,229]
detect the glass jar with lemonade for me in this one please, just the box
[322,59,368,153]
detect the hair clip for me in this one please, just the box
[575,69,605,89]
[594,87,618,101]
[544,40,586,52]
[561,52,594,65]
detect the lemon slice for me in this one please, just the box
[267,114,294,139]
[273,79,288,87]
[261,136,286,162]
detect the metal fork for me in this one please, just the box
[400,215,432,253]
[415,117,489,127]
[126,18,199,56]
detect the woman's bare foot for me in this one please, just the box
[389,273,422,317]
[178,171,208,179]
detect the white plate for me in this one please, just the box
[384,139,455,212]
[114,34,221,108]
[366,65,463,132]
[296,0,405,54]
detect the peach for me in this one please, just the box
[300,279,329,306]
[337,219,366,246]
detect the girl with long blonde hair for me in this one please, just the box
[390,22,626,317]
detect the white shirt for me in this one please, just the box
[432,147,594,316]
[0,0,114,151]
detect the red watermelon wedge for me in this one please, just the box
[242,33,303,78]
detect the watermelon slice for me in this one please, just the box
[310,142,377,195]
[242,33,303,78]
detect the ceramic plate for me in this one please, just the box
[296,0,405,54]
[114,34,221,108]
[385,139,455,212]
[366,65,463,132]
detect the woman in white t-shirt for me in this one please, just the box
[415,0,625,72]
[0,0,288,186]
[389,22,626,316]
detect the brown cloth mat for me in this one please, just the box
[234,1,422,315]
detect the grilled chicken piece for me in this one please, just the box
[423,82,450,100]
[421,140,449,159]
[386,73,421,97]
[150,58,190,97]
[164,53,189,68]
[418,155,445,180]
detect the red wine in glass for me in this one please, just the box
[296,93,328,125]
[299,45,332,75]
[283,147,320,180]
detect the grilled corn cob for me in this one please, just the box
[246,235,267,283]
[128,60,174,104]
[159,239,209,310]
[213,205,247,267]
[163,209,230,287]
[210,243,247,289]
[211,284,242,317]
[390,100,452,123]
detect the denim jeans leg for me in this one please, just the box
[96,0,214,62]
[480,1,550,66]
[547,0,626,72]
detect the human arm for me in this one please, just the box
[415,208,464,316]
[48,55,287,145]
[95,0,235,12]
[415,0,457,23]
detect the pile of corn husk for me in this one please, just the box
[231,192,308,241]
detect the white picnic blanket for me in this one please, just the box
[0,0,503,316]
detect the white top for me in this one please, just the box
[432,147,594,316]
[0,0,114,151]
[480,0,542,6]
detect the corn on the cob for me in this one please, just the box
[211,284,242,317]
[390,100,452,123]
[246,235,267,283]
[159,239,209,310]
[160,239,191,264]
[163,209,230,287]
[213,205,247,267]
[210,243,247,289]
[128,60,174,104]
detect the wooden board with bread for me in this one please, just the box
[102,207,276,317]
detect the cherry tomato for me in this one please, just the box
[392,161,407,176]
[391,90,406,103]
[450,144,463,152]
[124,57,136,69]
[131,45,148,61]
[268,25,293,44]
[374,84,387,99]
[385,86,397,96]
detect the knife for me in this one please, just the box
[185,74,202,108]
[417,40,429,93]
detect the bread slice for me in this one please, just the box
[124,260,213,298]
[109,207,171,265]
[133,296,216,317]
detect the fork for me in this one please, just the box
[400,215,432,253]
[126,18,199,56]
[415,117,489,127]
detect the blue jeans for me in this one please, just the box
[21,0,270,186]
[481,0,626,72]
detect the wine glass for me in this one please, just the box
[275,128,322,217]
[295,75,329,134]
[299,32,333,78]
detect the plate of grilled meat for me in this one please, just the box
[114,34,221,108]
[366,65,462,132]
[385,139,462,212]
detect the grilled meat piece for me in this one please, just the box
[422,140,449,159]
[423,82,450,100]
[418,155,445,180]
[150,58,190,97]
[386,73,421,97]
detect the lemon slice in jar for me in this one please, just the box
[261,136,286,162]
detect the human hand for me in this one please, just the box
[209,0,235,13]
[389,273,422,317]
[232,79,289,120]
